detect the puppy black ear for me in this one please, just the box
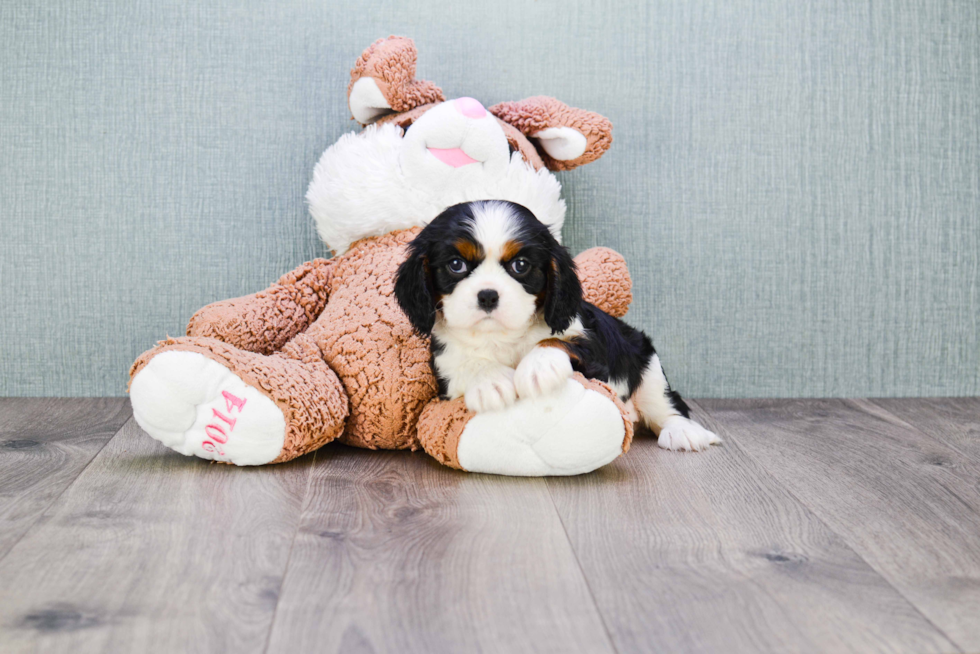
[394,244,437,336]
[544,241,582,334]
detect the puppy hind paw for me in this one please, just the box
[657,416,722,452]
[514,347,573,400]
[465,369,518,414]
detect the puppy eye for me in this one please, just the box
[447,258,468,275]
[508,258,531,276]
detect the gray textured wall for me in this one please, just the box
[1,0,978,398]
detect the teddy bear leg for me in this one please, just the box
[129,335,348,466]
[417,373,633,476]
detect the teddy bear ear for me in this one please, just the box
[348,36,445,125]
[488,97,613,171]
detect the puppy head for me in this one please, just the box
[394,200,581,336]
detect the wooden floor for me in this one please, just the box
[0,398,978,653]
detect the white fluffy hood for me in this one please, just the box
[306,118,566,255]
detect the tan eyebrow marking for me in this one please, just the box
[454,239,484,261]
[501,240,523,261]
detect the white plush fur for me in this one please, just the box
[532,126,589,161]
[306,100,567,255]
[130,351,286,465]
[348,77,392,124]
[457,377,626,476]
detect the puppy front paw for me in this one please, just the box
[464,368,517,413]
[514,347,573,400]
[657,416,722,452]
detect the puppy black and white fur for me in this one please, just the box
[394,200,720,451]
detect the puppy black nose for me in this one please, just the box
[477,289,499,312]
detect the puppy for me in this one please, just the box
[394,200,720,451]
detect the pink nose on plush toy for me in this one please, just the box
[455,97,486,119]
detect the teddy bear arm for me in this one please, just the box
[186,257,338,355]
[415,373,634,475]
[574,247,632,319]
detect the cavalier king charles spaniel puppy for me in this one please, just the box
[394,200,720,451]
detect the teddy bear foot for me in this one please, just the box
[130,350,287,465]
[418,373,633,476]
[129,336,349,465]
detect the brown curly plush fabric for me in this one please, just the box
[348,36,445,121]
[489,96,613,171]
[416,396,472,470]
[186,258,337,355]
[495,117,546,170]
[304,228,437,450]
[416,372,634,471]
[572,373,635,454]
[131,228,633,462]
[374,102,440,130]
[129,335,349,464]
[573,247,633,319]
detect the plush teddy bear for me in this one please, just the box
[129,36,636,475]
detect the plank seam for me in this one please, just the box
[0,407,132,567]
[544,480,621,654]
[262,448,318,654]
[864,398,980,469]
[690,399,966,654]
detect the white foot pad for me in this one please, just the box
[130,351,286,466]
[657,416,722,452]
[457,378,626,476]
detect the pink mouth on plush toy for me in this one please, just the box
[428,147,480,168]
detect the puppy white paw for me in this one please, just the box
[657,416,722,452]
[465,368,518,413]
[514,347,573,400]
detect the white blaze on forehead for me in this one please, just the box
[469,201,522,260]
[437,202,539,333]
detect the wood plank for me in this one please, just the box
[869,398,980,464]
[0,398,131,560]
[0,418,314,654]
[698,398,980,652]
[265,445,616,654]
[546,402,957,654]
